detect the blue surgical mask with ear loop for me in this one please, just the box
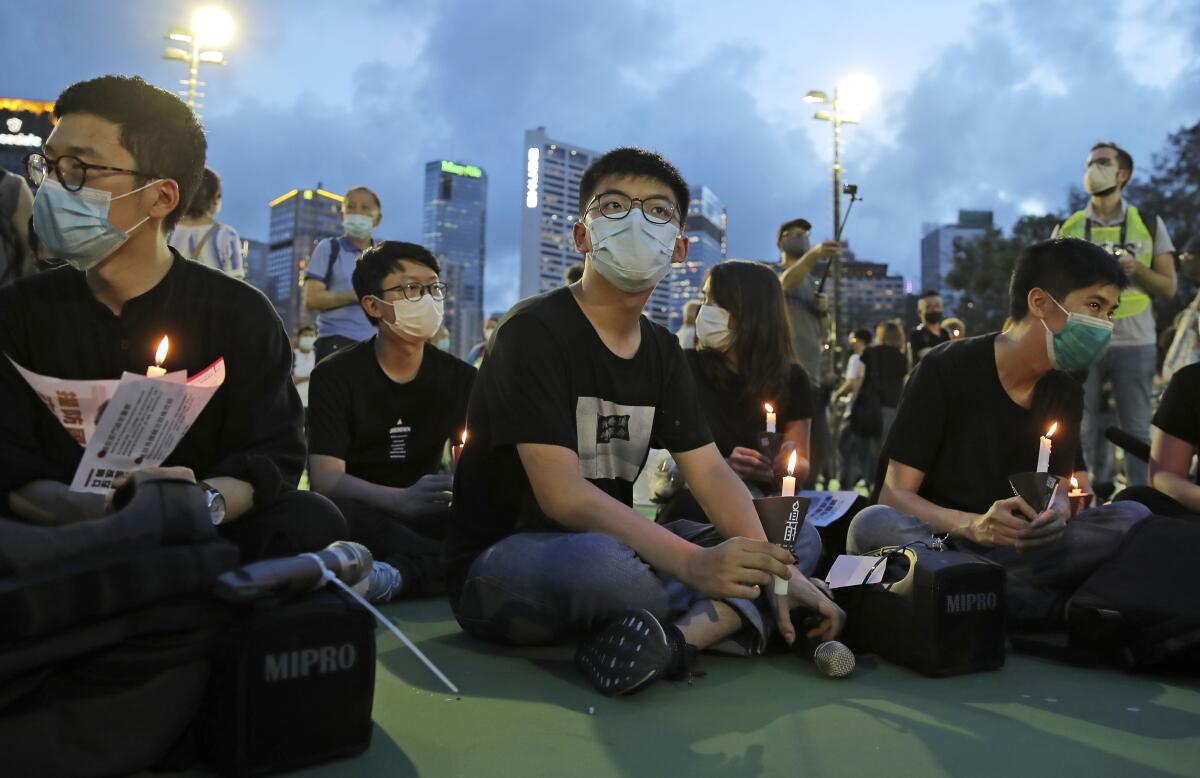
[1042,296,1113,371]
[32,178,159,271]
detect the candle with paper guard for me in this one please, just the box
[764,403,776,433]
[451,429,467,470]
[147,336,169,377]
[782,450,797,497]
[1036,422,1057,473]
[1068,476,1088,516]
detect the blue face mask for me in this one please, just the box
[32,178,157,271]
[1042,296,1113,371]
[343,214,374,239]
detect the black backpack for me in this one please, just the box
[1064,516,1200,671]
[0,474,239,777]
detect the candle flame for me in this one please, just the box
[787,450,798,476]
[1045,422,1058,438]
[460,429,468,445]
[764,403,774,414]
[1070,476,1079,490]
[154,336,169,366]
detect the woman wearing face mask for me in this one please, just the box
[168,167,244,278]
[658,260,822,572]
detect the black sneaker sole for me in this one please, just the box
[575,609,672,697]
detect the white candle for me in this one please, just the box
[147,336,169,377]
[1036,422,1057,473]
[781,449,797,497]
[764,403,776,433]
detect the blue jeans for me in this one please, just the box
[452,519,820,655]
[846,501,1151,623]
[1082,344,1156,487]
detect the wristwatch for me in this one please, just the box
[199,481,226,525]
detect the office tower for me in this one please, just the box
[920,210,993,315]
[266,187,343,334]
[424,160,487,358]
[0,98,54,176]
[656,184,727,331]
[519,127,598,300]
[839,259,907,329]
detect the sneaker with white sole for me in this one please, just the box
[575,609,697,697]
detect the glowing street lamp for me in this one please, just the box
[163,6,236,112]
[805,73,878,344]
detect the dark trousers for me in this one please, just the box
[217,489,347,563]
[336,499,449,598]
[313,335,359,364]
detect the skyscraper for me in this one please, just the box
[241,238,269,295]
[920,210,993,316]
[656,184,727,331]
[519,127,598,300]
[424,159,487,358]
[266,187,343,335]
[839,258,907,328]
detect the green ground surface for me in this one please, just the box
[170,598,1200,778]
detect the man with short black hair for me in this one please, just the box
[304,185,384,362]
[1054,141,1176,489]
[847,238,1151,622]
[910,291,949,365]
[448,147,842,697]
[308,241,475,602]
[0,75,345,561]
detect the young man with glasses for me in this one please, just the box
[446,147,842,697]
[307,241,475,602]
[0,75,345,561]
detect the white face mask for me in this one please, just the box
[695,304,734,351]
[298,335,316,350]
[375,294,444,341]
[1084,163,1119,195]
[586,214,679,293]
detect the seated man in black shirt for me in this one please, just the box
[0,76,345,561]
[447,148,843,697]
[848,238,1151,623]
[1117,363,1200,517]
[909,291,950,366]
[308,241,475,601]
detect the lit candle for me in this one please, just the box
[451,429,467,471]
[1068,476,1088,517]
[147,336,169,377]
[1036,422,1057,473]
[764,403,776,434]
[782,450,797,497]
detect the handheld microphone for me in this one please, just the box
[796,615,855,678]
[213,541,374,602]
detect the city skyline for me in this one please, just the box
[1,0,1197,317]
[424,159,487,358]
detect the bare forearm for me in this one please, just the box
[8,479,106,524]
[688,460,768,542]
[310,468,398,511]
[304,287,357,311]
[879,483,974,538]
[204,476,255,522]
[1153,471,1200,512]
[1136,256,1177,298]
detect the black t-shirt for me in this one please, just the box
[909,326,950,365]
[0,254,304,501]
[308,338,475,489]
[878,334,1083,514]
[861,345,908,409]
[446,287,713,597]
[684,349,812,458]
[1153,363,1200,483]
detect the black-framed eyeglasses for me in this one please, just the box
[585,190,680,225]
[380,281,448,302]
[24,152,154,193]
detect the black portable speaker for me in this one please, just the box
[837,545,1007,676]
[198,588,376,776]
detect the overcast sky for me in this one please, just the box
[3,0,1197,312]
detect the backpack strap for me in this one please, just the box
[189,224,220,262]
[328,236,341,271]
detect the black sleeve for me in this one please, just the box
[307,362,353,461]
[1153,365,1200,445]
[486,313,576,450]
[651,334,713,453]
[782,364,813,423]
[885,355,947,473]
[452,361,476,435]
[202,298,306,503]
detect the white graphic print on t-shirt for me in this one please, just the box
[575,397,654,482]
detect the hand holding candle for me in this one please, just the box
[764,403,776,434]
[1036,422,1057,473]
[147,336,169,377]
